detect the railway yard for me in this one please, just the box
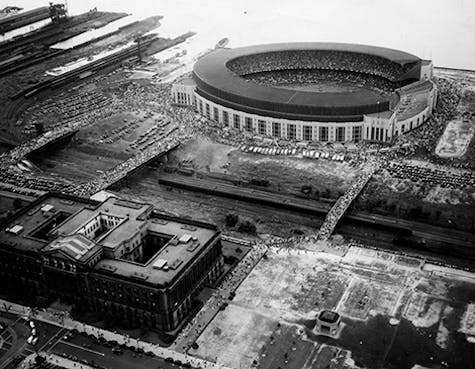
[0,4,474,369]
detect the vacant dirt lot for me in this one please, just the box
[190,245,475,369]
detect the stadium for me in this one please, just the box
[172,42,438,143]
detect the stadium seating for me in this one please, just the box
[243,69,396,93]
[227,50,416,81]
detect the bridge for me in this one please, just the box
[316,160,380,241]
[76,136,180,196]
[0,125,80,169]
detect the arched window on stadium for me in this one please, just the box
[319,127,329,142]
[287,124,296,140]
[336,127,345,142]
[213,107,219,122]
[233,114,240,129]
[223,111,229,126]
[245,117,253,132]
[303,126,312,141]
[417,117,420,126]
[272,122,281,138]
[198,100,203,114]
[410,121,413,130]
[258,120,266,135]
[352,126,362,142]
[205,104,211,119]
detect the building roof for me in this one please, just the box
[53,197,152,250]
[318,310,340,323]
[0,194,97,253]
[94,213,218,286]
[193,43,422,122]
[0,193,220,288]
[44,234,100,262]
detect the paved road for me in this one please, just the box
[50,334,178,369]
[0,310,189,369]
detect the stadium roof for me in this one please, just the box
[193,43,422,121]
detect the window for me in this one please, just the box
[233,114,240,129]
[205,104,210,119]
[213,107,219,122]
[375,128,380,141]
[245,117,253,132]
[223,111,229,126]
[287,124,296,140]
[352,126,362,142]
[410,121,413,130]
[272,122,281,137]
[258,120,266,135]
[401,124,405,132]
[198,100,203,114]
[303,126,312,141]
[319,126,328,142]
[371,127,375,140]
[336,127,345,142]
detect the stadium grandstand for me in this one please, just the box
[172,42,437,143]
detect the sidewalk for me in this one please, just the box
[0,298,230,369]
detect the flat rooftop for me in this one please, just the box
[95,214,218,286]
[0,193,219,287]
[0,194,96,253]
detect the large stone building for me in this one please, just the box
[0,193,223,337]
[172,43,437,143]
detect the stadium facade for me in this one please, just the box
[172,43,437,143]
[0,193,223,337]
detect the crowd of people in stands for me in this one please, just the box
[244,68,396,93]
[228,50,415,81]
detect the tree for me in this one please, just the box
[237,220,256,234]
[12,198,22,209]
[225,213,239,227]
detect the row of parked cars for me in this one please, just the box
[241,145,347,161]
[24,317,38,346]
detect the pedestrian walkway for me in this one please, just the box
[171,242,268,353]
[316,160,380,241]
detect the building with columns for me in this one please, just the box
[0,193,223,338]
[172,43,437,143]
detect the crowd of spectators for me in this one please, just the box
[173,241,268,353]
[316,159,379,241]
[393,78,463,161]
[244,68,396,93]
[228,50,416,81]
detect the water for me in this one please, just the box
[6,0,475,70]
[50,14,140,49]
[0,17,51,42]
[45,41,134,76]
